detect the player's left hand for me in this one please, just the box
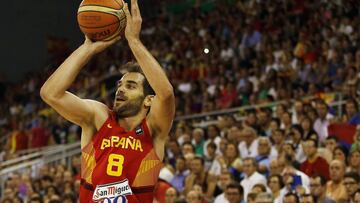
[82,35,121,55]
[123,0,142,42]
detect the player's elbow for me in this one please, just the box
[40,86,50,101]
[40,85,59,103]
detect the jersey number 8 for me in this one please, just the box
[106,154,125,177]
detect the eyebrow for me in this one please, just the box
[117,80,138,86]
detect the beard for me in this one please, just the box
[113,95,145,118]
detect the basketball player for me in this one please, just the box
[40,0,175,202]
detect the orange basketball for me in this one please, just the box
[77,0,126,41]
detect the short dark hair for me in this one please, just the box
[252,183,267,192]
[271,118,281,127]
[123,62,155,96]
[291,124,304,136]
[268,174,285,188]
[182,141,195,152]
[193,156,205,166]
[345,97,359,112]
[207,142,217,150]
[301,194,315,202]
[243,157,258,168]
[310,175,327,186]
[326,136,338,142]
[334,145,349,161]
[344,172,360,183]
[284,193,299,203]
[226,183,244,196]
[275,129,285,135]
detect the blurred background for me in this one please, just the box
[1,0,360,203]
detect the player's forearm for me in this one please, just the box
[40,45,93,99]
[128,39,173,99]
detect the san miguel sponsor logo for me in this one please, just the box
[93,179,132,202]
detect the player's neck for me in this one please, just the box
[117,112,147,132]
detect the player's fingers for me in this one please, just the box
[123,3,131,20]
[131,0,140,16]
[109,35,121,44]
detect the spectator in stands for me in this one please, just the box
[255,192,273,203]
[342,98,359,123]
[203,124,221,157]
[213,171,234,203]
[269,118,281,137]
[238,127,259,158]
[218,142,242,179]
[300,194,315,203]
[300,138,330,180]
[352,126,360,151]
[269,159,284,176]
[272,129,286,155]
[343,172,360,200]
[325,136,338,158]
[282,141,302,169]
[300,116,317,141]
[267,174,285,203]
[184,156,215,197]
[313,100,334,143]
[225,183,244,203]
[348,149,360,173]
[192,128,205,156]
[204,142,217,171]
[256,137,273,175]
[186,190,202,203]
[227,126,242,144]
[171,156,189,193]
[256,109,272,136]
[166,140,182,166]
[282,158,311,194]
[326,159,348,202]
[240,157,267,200]
[293,100,305,124]
[182,141,195,156]
[250,184,267,195]
[165,187,178,203]
[333,145,349,165]
[284,193,300,203]
[281,112,293,135]
[289,124,306,163]
[30,116,51,148]
[309,175,336,203]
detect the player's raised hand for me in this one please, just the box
[123,0,142,42]
[82,35,120,55]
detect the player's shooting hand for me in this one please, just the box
[123,0,142,42]
[82,35,121,55]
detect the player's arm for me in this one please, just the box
[123,0,175,137]
[40,37,119,127]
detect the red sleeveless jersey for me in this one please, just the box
[80,113,162,203]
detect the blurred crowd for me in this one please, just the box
[1,156,81,203]
[1,0,360,202]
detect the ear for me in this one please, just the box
[144,95,155,108]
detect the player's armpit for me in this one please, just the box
[41,90,107,127]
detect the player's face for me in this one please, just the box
[113,73,146,118]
